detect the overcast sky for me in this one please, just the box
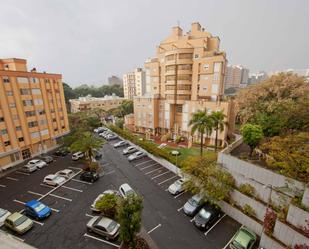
[0,0,308,87]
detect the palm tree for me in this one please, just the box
[189,109,214,156]
[210,110,227,151]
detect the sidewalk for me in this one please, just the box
[0,231,36,249]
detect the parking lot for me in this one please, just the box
[0,135,243,249]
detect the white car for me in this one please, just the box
[119,183,136,198]
[55,169,75,179]
[72,151,84,161]
[91,190,120,212]
[158,143,167,149]
[26,159,47,169]
[123,146,138,155]
[43,174,66,186]
[0,208,11,227]
[113,140,128,148]
[168,178,186,195]
[128,151,146,161]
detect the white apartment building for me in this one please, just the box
[123,68,146,100]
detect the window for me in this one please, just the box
[211,84,219,94]
[16,126,22,131]
[31,88,41,95]
[176,105,183,113]
[37,109,45,115]
[6,91,13,96]
[30,78,39,83]
[39,119,47,126]
[179,53,193,59]
[40,129,49,136]
[20,89,31,95]
[12,115,19,120]
[2,76,10,83]
[22,149,31,160]
[31,131,40,138]
[214,62,221,72]
[34,99,43,105]
[1,129,8,135]
[9,103,16,108]
[28,121,38,128]
[23,100,33,106]
[62,126,65,129]
[4,141,10,146]
[25,111,36,117]
[0,117,4,122]
[18,137,24,142]
[203,64,209,70]
[54,128,58,131]
[194,54,199,59]
[17,77,29,84]
[10,152,20,162]
[52,118,57,122]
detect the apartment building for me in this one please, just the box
[0,58,69,170]
[108,75,123,86]
[123,68,146,99]
[133,23,235,146]
[224,65,249,89]
[69,94,125,113]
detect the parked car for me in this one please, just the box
[106,134,118,141]
[123,146,138,155]
[113,140,128,148]
[87,216,120,240]
[91,190,120,212]
[193,203,222,230]
[39,155,53,164]
[25,200,52,220]
[0,208,11,227]
[183,194,205,216]
[26,159,47,169]
[92,149,102,160]
[168,178,186,195]
[4,212,33,235]
[53,147,69,156]
[43,174,66,186]
[72,151,84,161]
[20,164,37,173]
[158,143,167,149]
[119,183,136,198]
[55,169,75,179]
[128,151,146,162]
[99,131,109,138]
[80,171,99,183]
[229,226,257,249]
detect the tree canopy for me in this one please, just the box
[241,124,264,157]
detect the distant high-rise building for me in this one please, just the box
[108,75,123,86]
[0,58,69,170]
[286,69,309,81]
[224,65,249,89]
[248,71,268,84]
[123,68,146,100]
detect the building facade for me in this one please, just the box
[108,75,123,86]
[224,65,249,89]
[123,68,146,99]
[248,71,268,84]
[0,58,69,170]
[69,94,125,113]
[133,23,235,146]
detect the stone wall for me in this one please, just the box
[287,204,309,230]
[302,187,309,207]
[259,233,285,249]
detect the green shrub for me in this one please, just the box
[95,194,119,219]
[243,204,256,217]
[239,183,255,197]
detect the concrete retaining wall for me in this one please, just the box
[287,204,309,230]
[302,187,309,207]
[259,233,286,249]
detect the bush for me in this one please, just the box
[238,183,255,197]
[95,194,119,219]
[263,208,277,235]
[294,244,309,249]
[130,236,151,249]
[242,204,256,217]
[160,133,171,142]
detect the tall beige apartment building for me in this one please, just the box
[0,58,69,171]
[224,65,249,89]
[123,68,146,99]
[133,23,235,146]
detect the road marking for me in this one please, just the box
[40,183,55,188]
[177,206,183,212]
[174,191,186,199]
[61,185,83,192]
[222,225,243,249]
[135,160,152,167]
[14,199,26,205]
[104,170,115,176]
[28,191,44,197]
[147,223,162,234]
[71,178,92,185]
[15,171,30,176]
[7,234,25,242]
[205,214,226,235]
[0,184,6,188]
[49,194,72,202]
[85,213,95,218]
[140,163,159,171]
[158,175,178,185]
[190,217,194,222]
[6,177,19,181]
[68,166,82,170]
[151,171,170,180]
[83,233,120,248]
[32,220,44,226]
[145,167,163,175]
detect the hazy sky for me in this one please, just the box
[0,0,308,87]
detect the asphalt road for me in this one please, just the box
[0,137,242,249]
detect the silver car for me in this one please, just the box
[123,146,138,155]
[87,216,120,240]
[183,194,205,216]
[128,151,146,161]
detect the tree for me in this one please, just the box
[95,194,119,219]
[118,195,143,248]
[189,109,213,156]
[241,124,264,157]
[210,110,227,151]
[62,82,77,105]
[119,100,134,117]
[183,155,235,202]
[70,131,104,167]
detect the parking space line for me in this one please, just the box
[32,220,44,226]
[140,163,159,171]
[85,213,95,218]
[6,177,19,181]
[151,171,170,180]
[68,166,82,170]
[28,191,44,197]
[40,183,55,189]
[83,233,120,248]
[174,191,187,199]
[158,175,178,185]
[61,185,83,192]
[145,166,163,175]
[0,184,6,188]
[147,223,162,234]
[49,194,72,202]
[190,217,194,222]
[15,171,30,176]
[104,170,115,176]
[165,188,169,191]
[71,178,92,185]
[205,214,226,236]
[222,225,243,249]
[13,199,26,205]
[135,160,152,167]
[177,206,183,212]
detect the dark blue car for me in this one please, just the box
[25,200,52,220]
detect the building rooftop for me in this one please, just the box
[70,94,124,102]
